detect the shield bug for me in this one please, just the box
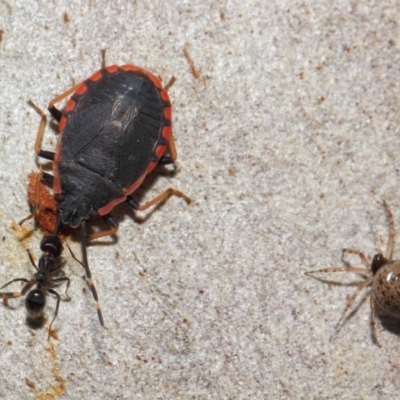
[306,202,400,346]
[29,64,190,327]
[0,235,70,338]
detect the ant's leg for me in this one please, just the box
[0,279,32,306]
[51,277,71,301]
[46,288,61,339]
[0,278,30,291]
[26,249,39,271]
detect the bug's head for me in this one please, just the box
[25,290,46,317]
[56,194,93,228]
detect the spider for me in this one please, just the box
[306,201,400,346]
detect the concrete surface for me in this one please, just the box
[0,0,400,399]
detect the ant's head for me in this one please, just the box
[25,290,46,317]
[40,235,63,258]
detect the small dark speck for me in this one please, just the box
[25,378,36,390]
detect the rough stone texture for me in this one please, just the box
[0,1,399,398]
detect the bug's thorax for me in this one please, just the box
[373,260,400,318]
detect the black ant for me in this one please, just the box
[0,235,70,339]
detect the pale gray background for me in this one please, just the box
[0,1,400,399]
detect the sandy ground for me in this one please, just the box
[0,1,400,399]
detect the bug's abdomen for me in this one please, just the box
[60,69,168,191]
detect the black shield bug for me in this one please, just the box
[23,63,190,330]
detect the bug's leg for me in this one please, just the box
[127,188,191,212]
[46,288,61,340]
[88,215,119,241]
[370,293,381,347]
[44,81,81,155]
[47,82,81,118]
[383,201,394,260]
[41,172,54,186]
[164,76,177,91]
[101,49,107,69]
[48,106,62,123]
[158,134,177,165]
[80,221,105,326]
[28,100,56,160]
